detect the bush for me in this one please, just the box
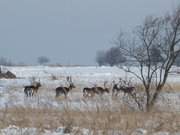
[96,46,126,66]
[37,56,50,65]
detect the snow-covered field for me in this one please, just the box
[1,125,178,135]
[0,66,127,110]
[0,66,180,134]
[0,66,180,110]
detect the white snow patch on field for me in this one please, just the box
[0,66,180,111]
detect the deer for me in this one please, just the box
[24,80,42,97]
[94,81,110,95]
[83,87,97,97]
[83,81,110,98]
[94,87,110,95]
[55,76,75,98]
[112,80,135,97]
[112,83,120,96]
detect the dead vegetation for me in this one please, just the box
[0,105,180,134]
[135,82,180,92]
[1,77,180,134]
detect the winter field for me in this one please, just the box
[1,66,180,135]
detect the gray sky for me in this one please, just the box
[0,0,179,65]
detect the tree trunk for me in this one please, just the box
[144,83,165,111]
[145,88,151,112]
[148,85,163,111]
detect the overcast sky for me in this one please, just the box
[0,0,179,65]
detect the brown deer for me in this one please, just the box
[55,76,75,98]
[24,81,42,97]
[83,87,97,97]
[94,87,110,95]
[112,82,135,96]
[83,82,110,97]
[94,81,110,95]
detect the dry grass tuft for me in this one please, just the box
[0,106,179,134]
[134,82,180,92]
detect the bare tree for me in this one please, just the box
[148,45,164,66]
[174,53,180,66]
[37,56,50,65]
[117,7,180,111]
[96,46,126,66]
[105,46,126,66]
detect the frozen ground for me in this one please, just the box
[1,125,180,135]
[0,66,180,111]
[1,66,180,134]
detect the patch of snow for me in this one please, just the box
[0,66,180,111]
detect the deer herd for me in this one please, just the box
[24,76,136,99]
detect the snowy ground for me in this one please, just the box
[0,66,180,111]
[0,125,179,135]
[0,66,180,134]
[0,66,125,110]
